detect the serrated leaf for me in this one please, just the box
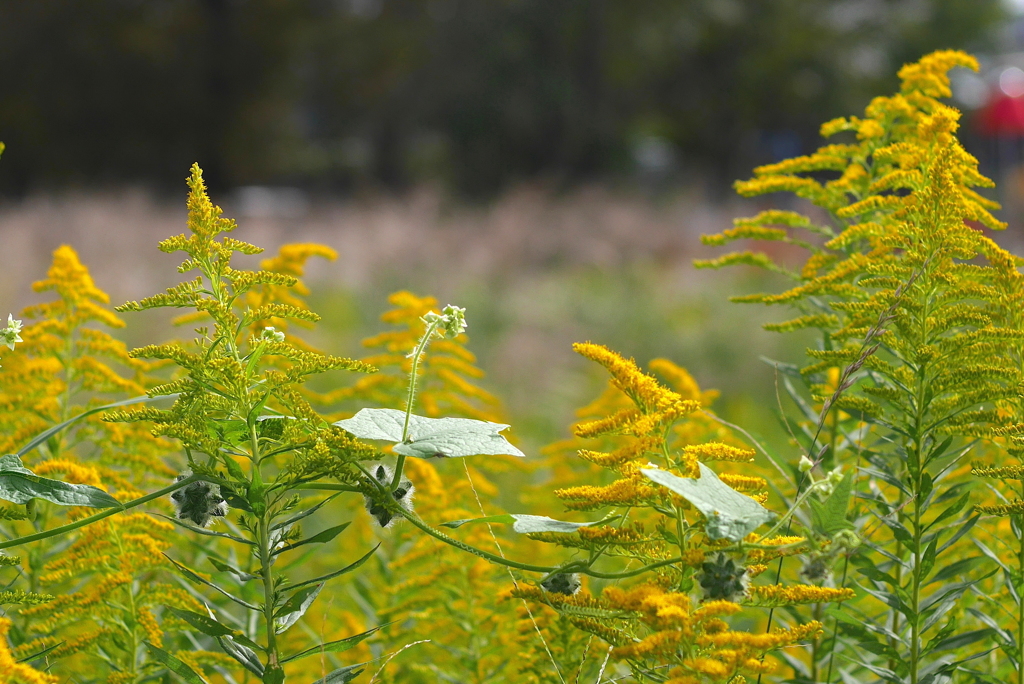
[282,624,388,663]
[145,642,209,684]
[440,513,613,533]
[0,454,122,508]
[333,408,524,459]
[275,583,323,634]
[313,664,365,684]
[808,471,854,535]
[273,522,350,556]
[641,463,775,541]
[219,635,264,676]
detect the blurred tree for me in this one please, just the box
[0,0,1007,196]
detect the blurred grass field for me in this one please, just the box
[0,184,812,471]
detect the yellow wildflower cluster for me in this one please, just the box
[0,617,57,684]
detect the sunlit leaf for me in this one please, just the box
[333,408,524,458]
[0,454,122,508]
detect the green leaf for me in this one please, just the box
[168,607,236,638]
[440,513,615,533]
[17,641,64,663]
[289,544,379,591]
[275,583,323,634]
[333,408,524,459]
[166,606,264,652]
[641,463,775,541]
[218,635,265,676]
[271,494,340,531]
[0,454,122,508]
[144,642,209,684]
[208,557,258,583]
[282,624,388,663]
[313,664,365,684]
[156,513,256,546]
[808,471,854,535]
[928,556,986,585]
[164,554,259,611]
[273,522,351,556]
[929,628,993,652]
[17,394,175,457]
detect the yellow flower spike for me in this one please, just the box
[746,584,855,607]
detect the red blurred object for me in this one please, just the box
[978,92,1024,135]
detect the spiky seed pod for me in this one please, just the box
[170,472,228,527]
[540,573,581,596]
[800,555,831,585]
[699,552,748,602]
[363,464,415,528]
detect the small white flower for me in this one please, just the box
[827,467,844,486]
[260,326,285,343]
[2,314,23,351]
[798,455,814,473]
[440,304,467,337]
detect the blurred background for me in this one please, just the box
[2,0,1023,452]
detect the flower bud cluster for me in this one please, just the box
[699,552,749,602]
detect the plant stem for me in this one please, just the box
[392,317,443,490]
[252,423,281,675]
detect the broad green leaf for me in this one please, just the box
[808,471,854,535]
[17,394,175,458]
[440,513,614,533]
[333,408,524,459]
[218,635,265,676]
[0,454,122,508]
[313,664,365,684]
[275,583,323,634]
[282,624,388,663]
[289,544,380,591]
[641,463,775,541]
[273,522,350,556]
[145,642,209,684]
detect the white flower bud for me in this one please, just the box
[798,455,814,473]
[260,326,285,343]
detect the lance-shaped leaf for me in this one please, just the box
[282,623,389,663]
[313,664,365,684]
[145,642,209,684]
[333,408,524,459]
[218,635,265,676]
[17,394,176,457]
[166,607,263,652]
[641,463,775,542]
[164,554,259,611]
[289,544,379,591]
[208,557,258,583]
[441,513,615,533]
[275,583,324,634]
[272,522,350,556]
[0,454,122,508]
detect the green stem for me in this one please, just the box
[251,423,281,674]
[0,474,214,550]
[1017,509,1024,684]
[392,317,443,490]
